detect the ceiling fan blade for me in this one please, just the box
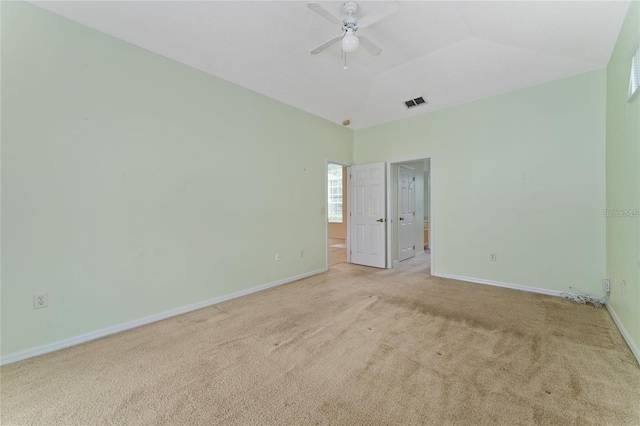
[308,3,342,25]
[311,35,342,55]
[358,36,382,56]
[356,1,399,29]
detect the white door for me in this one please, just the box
[349,162,386,268]
[398,165,415,261]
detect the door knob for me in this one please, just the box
[376,218,384,222]
[399,217,404,221]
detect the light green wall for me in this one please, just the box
[355,70,607,294]
[0,2,352,357]
[606,0,640,357]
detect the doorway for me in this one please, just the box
[387,156,433,272]
[327,162,348,267]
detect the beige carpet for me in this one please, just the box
[328,237,347,266]
[328,245,347,266]
[2,258,639,425]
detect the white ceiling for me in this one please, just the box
[31,0,630,130]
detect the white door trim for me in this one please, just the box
[325,159,352,269]
[386,154,435,273]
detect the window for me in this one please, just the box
[630,45,640,102]
[328,164,343,223]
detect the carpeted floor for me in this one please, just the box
[2,258,639,425]
[328,238,347,266]
[328,245,347,266]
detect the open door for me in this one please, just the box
[398,165,416,261]
[349,162,386,268]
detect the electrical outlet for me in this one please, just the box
[604,279,611,294]
[300,249,304,258]
[34,292,48,309]
[489,253,497,262]
[275,253,280,261]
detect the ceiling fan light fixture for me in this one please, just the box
[342,29,359,53]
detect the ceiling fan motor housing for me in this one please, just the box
[342,17,358,31]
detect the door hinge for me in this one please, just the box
[413,211,415,216]
[413,176,415,182]
[413,245,415,250]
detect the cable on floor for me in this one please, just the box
[560,286,607,308]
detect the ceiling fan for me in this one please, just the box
[308,1,398,56]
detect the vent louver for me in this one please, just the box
[404,96,427,109]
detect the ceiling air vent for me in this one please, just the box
[405,96,427,109]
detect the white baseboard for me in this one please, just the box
[433,272,564,297]
[605,302,640,366]
[0,268,327,366]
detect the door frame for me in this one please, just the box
[386,154,435,272]
[325,159,352,270]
